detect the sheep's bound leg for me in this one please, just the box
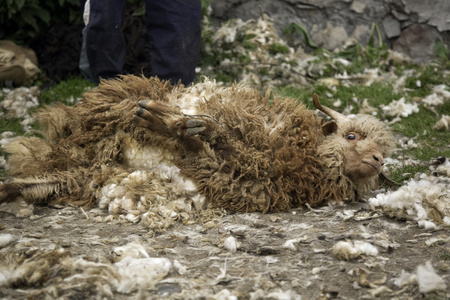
[0,182,22,203]
[133,99,219,142]
[0,180,60,205]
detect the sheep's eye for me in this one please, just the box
[347,133,356,140]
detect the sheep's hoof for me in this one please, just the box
[133,100,171,133]
[175,118,206,137]
[186,119,206,136]
[0,183,22,203]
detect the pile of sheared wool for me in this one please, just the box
[434,114,450,131]
[393,261,447,294]
[0,86,39,132]
[380,97,419,123]
[423,84,450,131]
[95,141,223,232]
[422,84,450,106]
[369,160,450,229]
[201,14,312,90]
[96,168,201,231]
[0,242,184,297]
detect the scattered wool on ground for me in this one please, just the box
[369,172,450,228]
[0,242,176,295]
[380,97,419,123]
[392,270,417,288]
[416,261,447,294]
[0,87,39,132]
[283,236,308,251]
[434,114,450,131]
[422,84,450,106]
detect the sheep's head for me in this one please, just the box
[313,94,396,188]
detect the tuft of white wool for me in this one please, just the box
[333,241,361,260]
[422,93,444,106]
[0,155,7,170]
[114,256,172,293]
[433,84,450,98]
[417,220,438,230]
[125,212,141,223]
[380,97,419,121]
[223,236,239,253]
[112,243,150,262]
[392,270,416,288]
[333,240,378,260]
[354,241,378,256]
[191,194,206,211]
[283,239,298,251]
[0,131,15,147]
[434,115,450,131]
[173,259,187,275]
[213,289,238,300]
[0,234,16,248]
[416,261,447,294]
[282,236,308,251]
[422,84,450,106]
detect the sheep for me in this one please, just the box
[0,75,395,223]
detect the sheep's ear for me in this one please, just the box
[321,120,338,136]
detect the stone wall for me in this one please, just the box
[210,0,450,63]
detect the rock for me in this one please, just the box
[404,0,450,31]
[208,0,449,61]
[350,1,366,14]
[393,24,442,64]
[383,15,401,38]
[311,22,348,50]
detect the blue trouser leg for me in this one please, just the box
[145,0,202,85]
[85,0,127,83]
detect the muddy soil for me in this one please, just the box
[0,198,449,300]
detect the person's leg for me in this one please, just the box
[145,0,202,85]
[83,0,127,83]
[79,0,94,82]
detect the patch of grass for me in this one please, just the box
[405,65,447,97]
[39,76,95,105]
[0,118,26,136]
[276,82,401,113]
[269,43,290,55]
[384,163,428,184]
[393,100,450,146]
[275,85,322,108]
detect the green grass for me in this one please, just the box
[39,76,96,105]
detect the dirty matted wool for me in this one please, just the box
[1,75,395,230]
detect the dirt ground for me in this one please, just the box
[0,195,449,300]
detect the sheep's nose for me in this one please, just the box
[373,154,384,166]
